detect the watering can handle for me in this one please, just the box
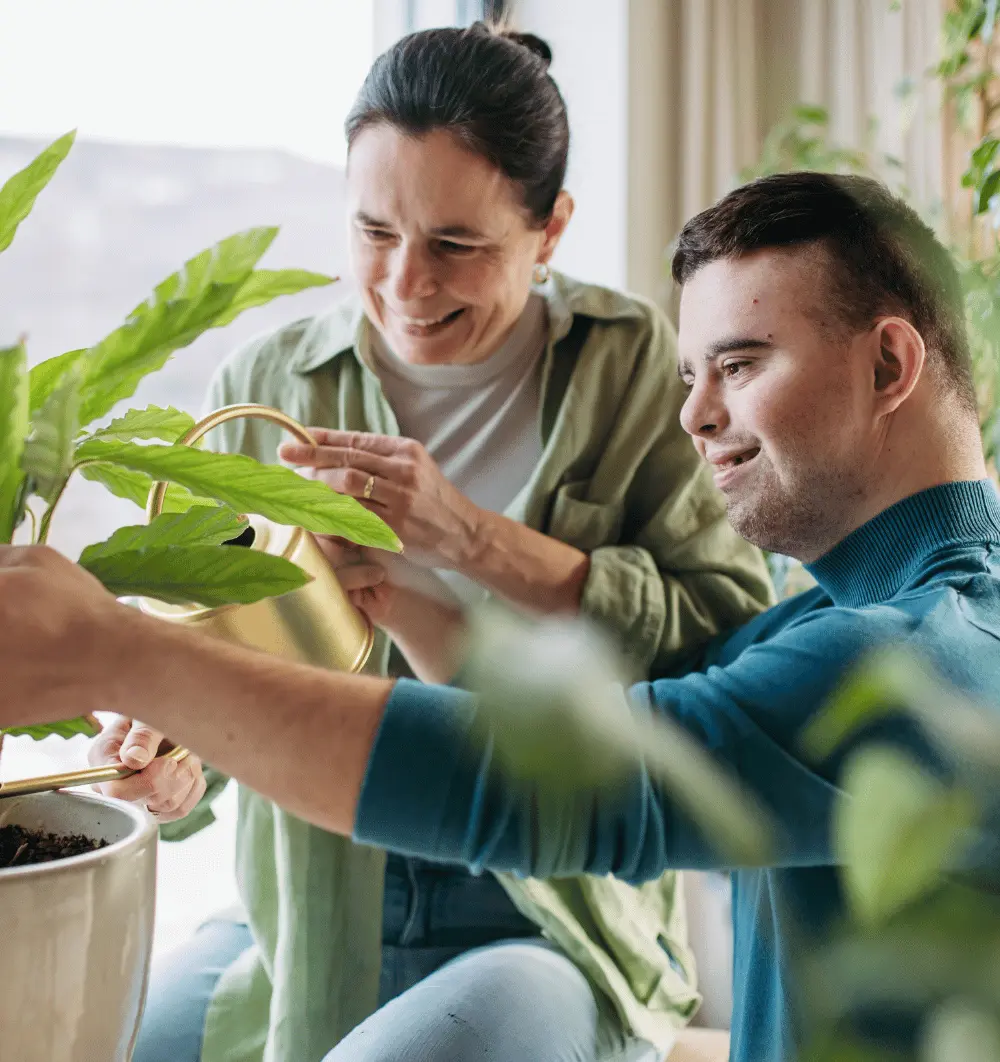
[146,403,319,519]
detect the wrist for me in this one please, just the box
[451,503,493,574]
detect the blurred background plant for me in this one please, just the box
[466,602,1000,1062]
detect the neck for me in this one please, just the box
[800,405,988,563]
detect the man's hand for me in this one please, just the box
[88,717,206,822]
[0,545,132,731]
[279,429,483,569]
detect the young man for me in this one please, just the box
[2,173,998,1061]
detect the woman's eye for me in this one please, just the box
[438,240,476,255]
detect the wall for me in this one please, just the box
[511,0,630,290]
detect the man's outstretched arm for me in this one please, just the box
[0,546,391,835]
[1,545,895,876]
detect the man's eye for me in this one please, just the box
[723,360,751,377]
[363,228,393,242]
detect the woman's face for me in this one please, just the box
[346,125,572,366]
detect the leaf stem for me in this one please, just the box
[36,460,98,545]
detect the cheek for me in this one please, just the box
[350,239,383,289]
[449,256,520,311]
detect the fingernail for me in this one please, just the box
[123,746,151,767]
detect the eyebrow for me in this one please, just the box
[352,211,487,241]
[677,336,774,378]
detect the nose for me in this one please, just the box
[389,241,438,303]
[679,376,728,439]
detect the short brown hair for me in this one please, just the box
[672,172,976,412]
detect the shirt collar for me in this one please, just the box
[805,480,1000,608]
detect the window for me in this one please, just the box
[0,0,379,953]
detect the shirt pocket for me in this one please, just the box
[548,480,625,552]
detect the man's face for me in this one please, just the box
[677,249,878,561]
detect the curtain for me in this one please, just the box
[628,0,946,303]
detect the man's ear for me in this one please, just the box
[538,190,574,263]
[870,316,925,414]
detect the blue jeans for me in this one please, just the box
[132,856,652,1062]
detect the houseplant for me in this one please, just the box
[0,131,399,1062]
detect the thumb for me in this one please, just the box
[119,723,164,769]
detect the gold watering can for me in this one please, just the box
[0,404,374,798]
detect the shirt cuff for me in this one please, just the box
[353,678,478,859]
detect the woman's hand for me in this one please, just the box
[315,536,468,684]
[314,536,397,629]
[280,430,483,569]
[88,716,206,823]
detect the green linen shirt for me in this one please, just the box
[165,272,774,1062]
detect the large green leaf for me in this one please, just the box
[0,131,75,254]
[21,360,82,503]
[80,543,310,606]
[80,507,248,564]
[76,227,278,427]
[211,268,336,328]
[464,606,775,865]
[922,999,1000,1062]
[2,717,99,741]
[836,746,977,925]
[28,348,86,414]
[804,649,1000,774]
[71,439,401,550]
[78,461,212,514]
[0,343,29,542]
[85,405,196,444]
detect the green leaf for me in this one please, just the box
[923,999,1000,1062]
[71,439,401,550]
[76,227,278,427]
[78,461,212,514]
[2,716,100,741]
[211,268,337,329]
[803,649,1000,773]
[85,405,195,444]
[977,169,1000,214]
[836,746,976,925]
[21,360,82,503]
[28,348,86,414]
[0,343,29,542]
[793,104,830,125]
[0,131,75,254]
[80,543,310,606]
[464,606,775,865]
[80,507,248,564]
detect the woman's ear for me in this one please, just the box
[870,316,926,415]
[538,190,574,263]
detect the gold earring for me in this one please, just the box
[533,262,551,285]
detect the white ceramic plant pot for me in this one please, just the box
[0,791,157,1062]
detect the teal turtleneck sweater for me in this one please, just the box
[355,480,1000,1061]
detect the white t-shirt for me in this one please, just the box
[366,293,548,606]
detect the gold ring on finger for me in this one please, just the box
[363,475,376,501]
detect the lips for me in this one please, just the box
[393,307,465,333]
[710,446,761,471]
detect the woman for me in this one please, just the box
[95,22,773,1062]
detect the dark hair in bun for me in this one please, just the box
[346,22,568,225]
[499,29,553,68]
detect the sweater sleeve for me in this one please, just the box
[353,604,918,878]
